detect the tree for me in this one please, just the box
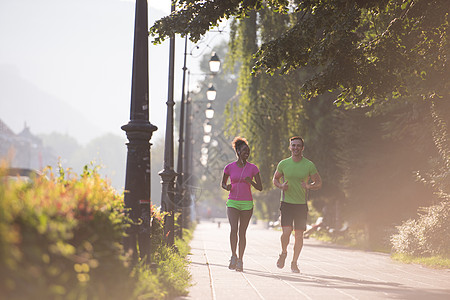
[150,0,449,106]
[186,42,239,218]
[222,5,348,222]
[151,1,449,249]
[40,132,128,191]
[39,132,80,165]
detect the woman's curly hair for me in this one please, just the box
[231,136,248,154]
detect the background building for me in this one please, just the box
[0,119,57,171]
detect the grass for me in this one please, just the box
[391,253,450,269]
[140,239,192,299]
[310,230,449,269]
[310,229,370,250]
[132,218,195,300]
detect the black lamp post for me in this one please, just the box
[175,36,189,238]
[183,74,193,220]
[175,44,220,235]
[185,97,204,219]
[159,3,177,247]
[121,0,157,263]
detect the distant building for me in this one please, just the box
[0,119,57,171]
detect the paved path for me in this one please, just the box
[178,220,450,300]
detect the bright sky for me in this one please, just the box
[0,0,226,144]
[148,0,170,13]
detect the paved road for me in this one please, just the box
[178,220,450,300]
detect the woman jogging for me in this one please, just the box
[221,137,262,272]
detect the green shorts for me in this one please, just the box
[226,199,253,211]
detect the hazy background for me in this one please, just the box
[2,0,176,143]
[0,0,227,197]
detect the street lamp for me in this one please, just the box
[121,0,157,263]
[203,121,212,134]
[205,103,214,119]
[200,153,208,166]
[160,2,177,246]
[175,38,221,237]
[206,85,217,101]
[203,135,211,144]
[209,52,221,73]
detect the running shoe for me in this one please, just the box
[236,259,243,272]
[277,252,287,269]
[291,262,300,273]
[229,255,237,270]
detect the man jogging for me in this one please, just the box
[273,136,322,273]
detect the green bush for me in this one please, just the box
[391,201,450,257]
[0,164,192,299]
[131,211,192,300]
[0,165,133,299]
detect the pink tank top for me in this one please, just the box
[223,162,259,201]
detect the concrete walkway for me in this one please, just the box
[177,220,450,300]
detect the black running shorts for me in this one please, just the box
[280,202,308,231]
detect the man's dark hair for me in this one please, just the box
[290,136,304,147]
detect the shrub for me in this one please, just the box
[420,202,450,256]
[0,164,192,299]
[394,102,450,259]
[391,201,450,257]
[0,165,133,299]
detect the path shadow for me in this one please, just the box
[188,261,450,299]
[303,240,367,251]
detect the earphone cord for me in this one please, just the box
[235,163,246,200]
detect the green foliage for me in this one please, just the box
[39,132,127,191]
[0,164,191,300]
[0,164,132,300]
[151,0,449,106]
[175,228,194,257]
[311,223,369,250]
[391,201,450,257]
[132,209,192,300]
[130,242,191,300]
[391,253,450,269]
[416,100,450,202]
[149,0,269,43]
[391,99,450,259]
[130,262,166,300]
[185,40,238,213]
[155,0,449,254]
[225,6,303,190]
[154,245,191,298]
[224,5,347,223]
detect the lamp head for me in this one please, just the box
[206,85,217,101]
[209,52,221,73]
[205,103,214,119]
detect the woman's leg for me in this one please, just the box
[237,208,253,259]
[227,207,239,257]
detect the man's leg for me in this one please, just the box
[277,226,292,268]
[277,202,293,269]
[280,226,292,253]
[291,204,307,273]
[292,230,304,263]
[290,230,303,273]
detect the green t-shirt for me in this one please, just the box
[276,157,318,204]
